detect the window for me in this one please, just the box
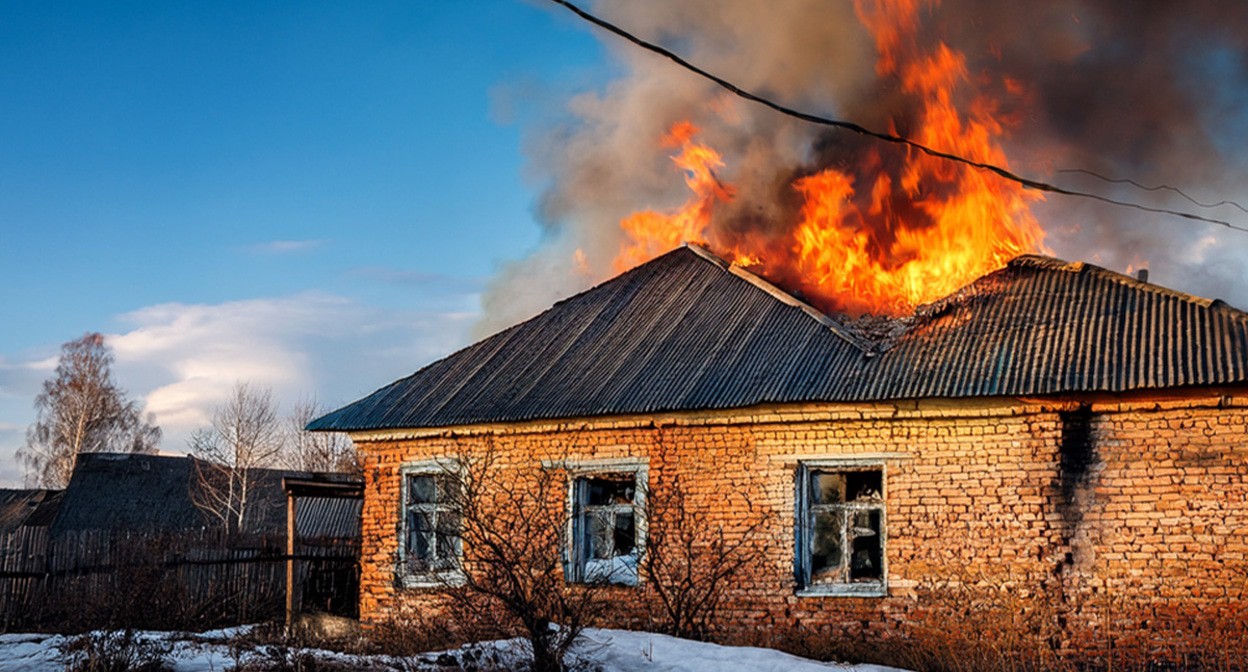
[567,464,646,586]
[795,463,886,596]
[398,462,463,587]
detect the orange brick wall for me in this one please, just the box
[349,390,1248,659]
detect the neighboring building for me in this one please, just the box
[0,489,61,535]
[0,453,363,630]
[312,244,1248,660]
[53,452,360,541]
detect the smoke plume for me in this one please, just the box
[476,0,1248,336]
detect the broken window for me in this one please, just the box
[568,469,645,586]
[399,463,463,586]
[796,464,886,596]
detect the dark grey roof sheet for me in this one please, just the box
[310,246,1248,432]
[0,489,62,533]
[297,496,363,541]
[53,453,360,539]
[53,453,204,533]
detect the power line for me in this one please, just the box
[1057,168,1248,215]
[548,0,1248,234]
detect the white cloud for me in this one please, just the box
[240,239,326,255]
[0,292,478,486]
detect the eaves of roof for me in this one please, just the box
[310,245,1248,432]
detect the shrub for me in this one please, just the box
[58,630,172,672]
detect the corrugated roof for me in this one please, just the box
[0,489,62,533]
[297,496,363,541]
[310,246,1248,432]
[53,453,360,540]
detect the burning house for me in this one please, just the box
[309,0,1248,662]
[311,243,1248,659]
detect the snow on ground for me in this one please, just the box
[573,629,908,672]
[0,626,911,672]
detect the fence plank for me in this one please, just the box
[0,527,359,631]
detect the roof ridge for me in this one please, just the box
[1008,254,1248,317]
[684,243,872,353]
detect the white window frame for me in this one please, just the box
[563,458,648,586]
[795,459,887,597]
[397,459,464,588]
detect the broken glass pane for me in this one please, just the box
[407,510,434,562]
[437,474,460,503]
[849,509,882,580]
[588,476,634,506]
[810,510,845,583]
[587,511,613,559]
[408,474,436,504]
[846,471,883,502]
[435,516,459,568]
[614,510,635,555]
[437,509,461,542]
[811,472,846,504]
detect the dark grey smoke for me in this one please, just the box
[937,0,1248,297]
[475,0,1248,336]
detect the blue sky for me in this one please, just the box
[0,1,608,484]
[5,1,1248,486]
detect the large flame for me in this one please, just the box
[611,0,1046,316]
[615,121,737,271]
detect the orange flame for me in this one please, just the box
[612,0,1046,317]
[615,122,736,272]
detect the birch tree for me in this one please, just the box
[284,396,358,474]
[188,382,285,533]
[16,333,161,488]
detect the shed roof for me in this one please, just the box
[52,453,361,540]
[310,245,1248,432]
[0,489,62,533]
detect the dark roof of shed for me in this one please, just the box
[0,489,62,533]
[310,245,1248,432]
[53,453,203,533]
[52,453,360,539]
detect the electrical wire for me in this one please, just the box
[1057,168,1248,215]
[548,0,1248,234]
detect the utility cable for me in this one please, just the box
[548,0,1248,234]
[1057,168,1248,215]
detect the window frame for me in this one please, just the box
[795,459,888,597]
[397,459,465,588]
[563,458,648,586]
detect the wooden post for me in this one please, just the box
[280,475,363,630]
[285,490,297,632]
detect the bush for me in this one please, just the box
[58,630,172,672]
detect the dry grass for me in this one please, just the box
[58,630,172,672]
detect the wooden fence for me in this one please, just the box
[0,527,358,632]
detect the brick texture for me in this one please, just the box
[351,390,1248,661]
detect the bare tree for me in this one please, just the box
[284,396,358,474]
[188,382,285,533]
[431,448,607,672]
[641,471,772,640]
[17,333,160,488]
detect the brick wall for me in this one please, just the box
[350,390,1248,662]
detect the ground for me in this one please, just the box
[0,626,910,672]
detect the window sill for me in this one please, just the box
[398,570,465,589]
[796,583,887,598]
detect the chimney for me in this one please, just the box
[1137,269,1149,283]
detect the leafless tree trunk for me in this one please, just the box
[641,466,772,640]
[435,447,606,672]
[188,382,285,533]
[284,396,359,474]
[17,332,160,488]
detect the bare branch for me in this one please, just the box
[641,432,774,640]
[420,442,608,672]
[17,332,160,488]
[285,395,359,474]
[187,382,285,533]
